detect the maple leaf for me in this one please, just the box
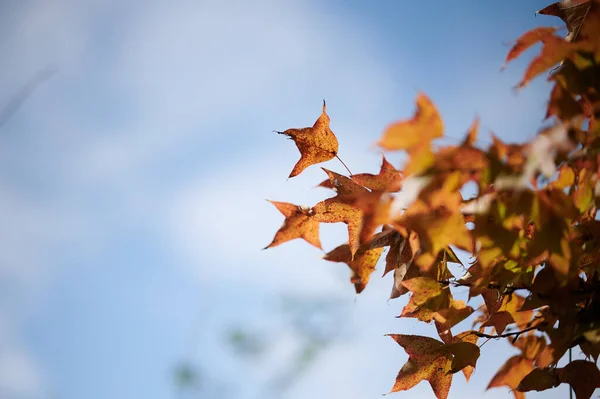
[323,243,383,294]
[276,100,339,178]
[386,334,453,399]
[313,198,363,257]
[463,117,480,147]
[313,168,372,256]
[557,360,600,399]
[319,168,368,199]
[487,355,535,399]
[351,155,403,192]
[516,368,561,393]
[481,293,534,334]
[378,94,443,175]
[444,341,480,375]
[502,27,558,67]
[264,200,321,249]
[433,300,474,343]
[537,0,592,42]
[452,331,479,381]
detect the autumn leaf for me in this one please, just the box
[557,360,600,399]
[402,277,445,306]
[400,277,452,323]
[487,355,535,399]
[313,199,362,257]
[452,331,479,381]
[387,335,453,399]
[351,155,403,192]
[519,35,577,87]
[502,27,558,67]
[537,0,593,42]
[264,200,321,249]
[462,117,480,147]
[444,341,480,375]
[378,93,443,175]
[319,168,368,199]
[516,368,560,393]
[433,300,474,342]
[323,243,383,294]
[276,100,339,178]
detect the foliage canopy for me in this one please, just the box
[265,1,600,397]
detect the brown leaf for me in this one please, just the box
[444,341,480,374]
[277,100,339,177]
[319,168,369,199]
[323,243,383,294]
[516,368,560,393]
[513,335,547,361]
[264,200,321,249]
[387,335,453,399]
[537,0,592,42]
[557,360,600,399]
[351,155,403,192]
[487,355,535,399]
[452,331,479,381]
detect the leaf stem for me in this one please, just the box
[335,154,352,176]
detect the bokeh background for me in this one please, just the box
[0,1,579,398]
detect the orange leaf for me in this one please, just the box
[387,334,453,399]
[518,35,576,88]
[264,200,321,249]
[462,117,480,147]
[313,199,362,257]
[503,27,558,67]
[487,355,535,399]
[378,93,443,152]
[276,100,339,177]
[319,168,369,199]
[351,155,403,192]
[323,243,383,294]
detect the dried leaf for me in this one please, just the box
[557,360,600,399]
[351,155,403,192]
[323,243,383,294]
[537,0,592,42]
[264,201,321,249]
[378,93,443,153]
[487,355,535,399]
[503,27,558,67]
[277,100,339,177]
[313,199,363,257]
[516,368,560,393]
[444,341,480,374]
[387,334,453,399]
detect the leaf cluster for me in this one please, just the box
[265,1,600,397]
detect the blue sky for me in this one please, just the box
[0,1,581,398]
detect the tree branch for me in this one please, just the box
[469,324,543,340]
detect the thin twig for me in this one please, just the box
[469,324,542,340]
[335,154,352,175]
[0,65,57,131]
[569,347,573,399]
